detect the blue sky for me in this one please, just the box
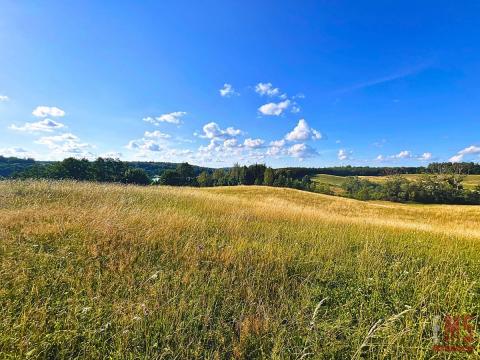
[1,0,480,167]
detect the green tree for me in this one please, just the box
[176,163,195,178]
[212,169,227,186]
[263,167,275,186]
[123,168,150,185]
[159,170,182,185]
[197,171,212,187]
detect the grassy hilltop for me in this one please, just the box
[1,181,480,358]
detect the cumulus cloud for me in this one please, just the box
[287,143,318,160]
[393,150,412,159]
[255,82,280,97]
[449,145,480,163]
[376,150,432,162]
[338,149,352,161]
[0,95,9,102]
[9,119,65,133]
[200,122,243,139]
[126,138,164,152]
[32,106,65,118]
[244,138,265,148]
[191,122,270,164]
[258,100,290,116]
[285,119,322,141]
[143,111,186,125]
[418,152,432,161]
[219,83,238,97]
[144,130,171,139]
[266,139,286,157]
[0,147,32,158]
[223,138,238,148]
[36,133,94,158]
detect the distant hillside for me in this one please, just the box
[0,156,38,177]
[128,161,212,176]
[0,156,213,178]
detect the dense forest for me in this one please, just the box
[2,156,480,204]
[3,155,480,179]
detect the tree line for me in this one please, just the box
[9,157,316,191]
[342,174,480,205]
[157,162,314,190]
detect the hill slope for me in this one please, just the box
[1,181,480,358]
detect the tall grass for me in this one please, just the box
[1,180,479,358]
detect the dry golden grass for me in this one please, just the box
[1,180,480,359]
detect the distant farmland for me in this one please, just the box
[313,173,480,192]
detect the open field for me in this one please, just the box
[311,174,346,194]
[1,181,480,358]
[361,174,480,189]
[311,174,347,187]
[313,173,480,190]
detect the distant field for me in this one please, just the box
[311,174,346,194]
[313,173,480,189]
[361,174,480,189]
[2,181,480,358]
[312,173,347,187]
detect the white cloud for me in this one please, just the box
[255,82,280,97]
[393,150,412,159]
[144,130,171,139]
[143,111,186,125]
[338,149,352,161]
[126,139,163,152]
[377,150,431,162]
[0,95,9,102]
[244,138,264,148]
[0,147,32,158]
[200,122,243,139]
[266,139,286,157]
[270,139,285,147]
[36,133,94,158]
[449,145,480,162]
[287,143,318,160]
[225,127,242,137]
[223,138,239,148]
[9,119,65,133]
[285,119,322,141]
[418,152,432,161]
[219,83,238,97]
[258,99,290,116]
[32,106,65,118]
[202,122,223,139]
[101,151,123,159]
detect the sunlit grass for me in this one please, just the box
[360,174,480,189]
[1,180,480,358]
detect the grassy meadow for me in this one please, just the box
[1,180,480,358]
[313,173,480,191]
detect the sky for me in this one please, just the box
[1,0,480,167]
